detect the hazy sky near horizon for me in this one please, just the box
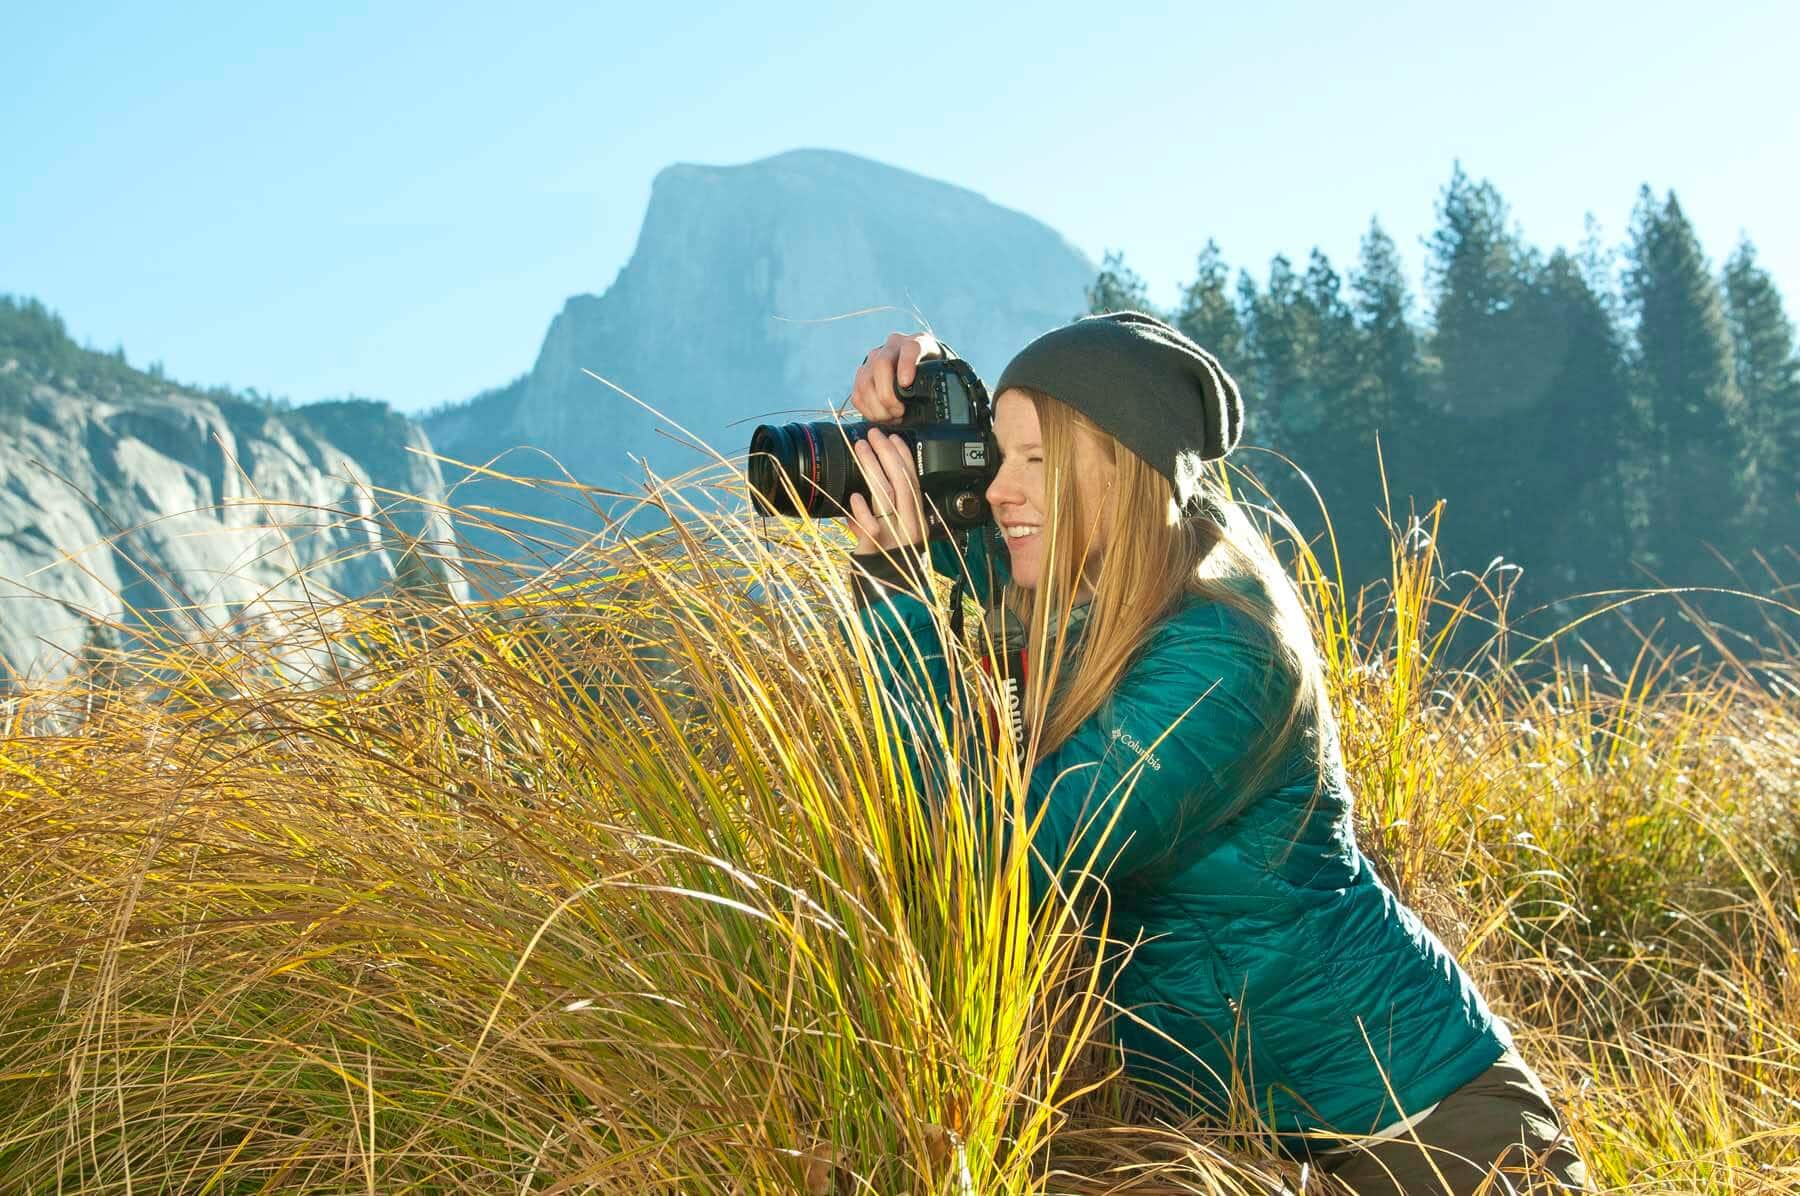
[4,1,1795,414]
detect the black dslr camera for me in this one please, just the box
[748,355,998,532]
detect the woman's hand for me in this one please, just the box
[848,331,944,423]
[848,427,927,554]
[845,331,942,555]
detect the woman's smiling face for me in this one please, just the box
[985,389,1114,590]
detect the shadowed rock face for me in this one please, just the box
[1,346,461,685]
[423,148,1096,551]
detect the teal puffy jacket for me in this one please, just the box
[850,526,1510,1156]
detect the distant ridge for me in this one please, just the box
[423,148,1096,552]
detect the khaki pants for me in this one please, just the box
[1319,1048,1592,1195]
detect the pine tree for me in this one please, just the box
[1422,166,1549,578]
[1240,255,1310,455]
[1174,240,1246,375]
[1350,219,1418,448]
[1624,188,1763,583]
[1576,214,1624,329]
[1528,252,1651,596]
[1722,238,1800,529]
[1425,164,1529,419]
[1284,247,1395,582]
[1335,221,1427,566]
[1085,249,1160,319]
[1298,249,1361,443]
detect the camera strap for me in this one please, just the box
[980,601,1029,762]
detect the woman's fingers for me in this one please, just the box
[852,352,902,422]
[847,492,880,554]
[868,428,924,542]
[853,437,892,513]
[849,332,940,423]
[871,341,900,415]
[895,331,938,392]
[895,348,917,393]
[850,358,883,422]
[850,428,924,549]
[875,332,916,414]
[869,426,912,501]
[849,492,906,557]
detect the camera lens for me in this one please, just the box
[748,421,863,517]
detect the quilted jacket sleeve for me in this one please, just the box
[849,550,1294,911]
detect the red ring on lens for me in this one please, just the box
[800,423,823,514]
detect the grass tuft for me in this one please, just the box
[2,452,1797,1193]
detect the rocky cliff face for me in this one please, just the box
[0,301,462,685]
[2,149,1096,679]
[424,148,1096,548]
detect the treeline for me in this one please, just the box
[1088,165,1798,673]
[0,294,298,415]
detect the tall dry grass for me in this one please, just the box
[1,452,1797,1194]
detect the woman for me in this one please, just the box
[839,314,1590,1194]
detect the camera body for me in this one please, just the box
[748,355,998,532]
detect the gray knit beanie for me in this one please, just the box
[993,311,1243,491]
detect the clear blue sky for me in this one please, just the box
[4,1,1795,414]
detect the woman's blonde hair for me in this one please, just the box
[1004,387,1327,825]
